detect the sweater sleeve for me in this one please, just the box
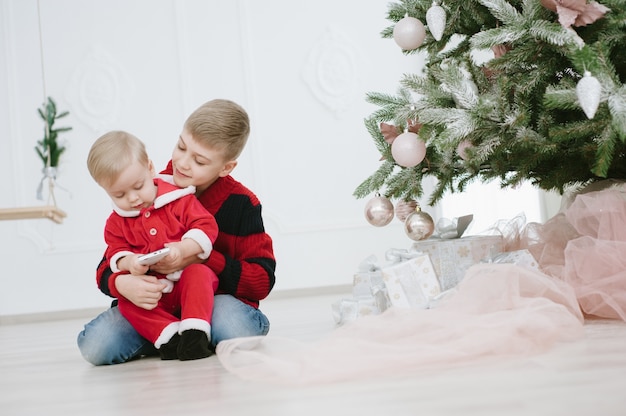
[96,254,123,299]
[96,214,131,299]
[208,196,276,304]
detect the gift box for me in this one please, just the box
[332,256,391,325]
[332,295,387,325]
[411,235,504,291]
[381,252,441,309]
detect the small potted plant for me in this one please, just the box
[35,96,72,169]
[35,97,72,200]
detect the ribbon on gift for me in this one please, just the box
[385,248,427,264]
[435,214,474,239]
[481,249,540,272]
[357,254,381,272]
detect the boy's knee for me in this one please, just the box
[77,329,110,366]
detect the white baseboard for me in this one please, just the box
[0,285,352,325]
[0,307,108,326]
[265,284,351,300]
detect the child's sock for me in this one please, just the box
[177,329,212,361]
[158,333,181,360]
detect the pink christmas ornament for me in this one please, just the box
[404,207,435,241]
[364,195,394,227]
[395,200,418,222]
[456,140,473,161]
[391,132,426,168]
[393,16,426,51]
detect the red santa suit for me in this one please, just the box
[104,178,219,348]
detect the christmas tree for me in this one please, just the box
[354,0,626,206]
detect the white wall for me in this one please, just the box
[0,0,552,317]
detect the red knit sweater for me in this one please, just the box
[96,168,276,308]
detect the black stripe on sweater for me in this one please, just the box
[214,194,265,236]
[248,257,277,291]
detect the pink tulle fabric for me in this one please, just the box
[519,186,626,320]
[216,187,626,384]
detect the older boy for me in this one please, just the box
[78,99,276,365]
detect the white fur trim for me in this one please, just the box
[111,201,140,217]
[179,318,211,341]
[159,278,174,293]
[110,251,135,272]
[153,185,196,209]
[155,174,175,185]
[182,229,213,259]
[155,321,180,349]
[166,270,183,282]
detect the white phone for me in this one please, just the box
[137,247,171,266]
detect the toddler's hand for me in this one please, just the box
[151,242,186,274]
[128,254,150,276]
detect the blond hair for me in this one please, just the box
[184,99,250,161]
[87,131,149,187]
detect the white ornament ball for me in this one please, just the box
[391,132,426,168]
[404,208,435,241]
[393,16,426,51]
[364,195,394,227]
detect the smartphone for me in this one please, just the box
[137,247,171,266]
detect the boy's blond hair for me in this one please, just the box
[87,131,149,187]
[184,99,250,161]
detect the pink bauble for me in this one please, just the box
[391,132,426,168]
[395,200,418,222]
[393,16,426,51]
[364,196,394,227]
[456,140,473,161]
[404,209,435,241]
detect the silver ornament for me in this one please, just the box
[364,195,394,227]
[576,71,601,119]
[404,207,435,241]
[426,2,446,41]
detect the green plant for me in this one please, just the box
[35,97,72,168]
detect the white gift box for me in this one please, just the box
[411,235,504,291]
[332,296,386,325]
[381,253,441,309]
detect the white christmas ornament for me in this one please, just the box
[426,2,446,41]
[576,71,601,119]
[393,16,426,51]
[391,132,427,167]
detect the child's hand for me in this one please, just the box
[116,274,166,310]
[151,241,202,274]
[127,254,150,276]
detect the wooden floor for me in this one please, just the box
[2,291,626,416]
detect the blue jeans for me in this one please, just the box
[77,294,270,365]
